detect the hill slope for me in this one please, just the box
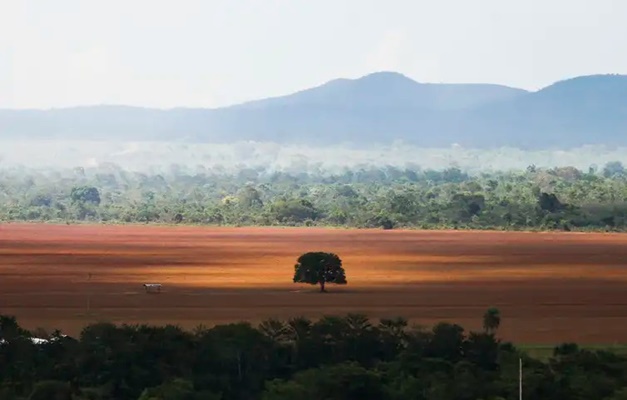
[1,72,626,148]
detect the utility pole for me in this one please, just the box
[519,357,523,400]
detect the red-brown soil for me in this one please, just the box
[1,223,626,344]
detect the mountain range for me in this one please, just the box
[1,71,626,149]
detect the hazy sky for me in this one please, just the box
[1,0,625,109]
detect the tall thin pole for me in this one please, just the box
[519,357,522,400]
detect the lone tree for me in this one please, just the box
[483,307,501,335]
[293,252,347,292]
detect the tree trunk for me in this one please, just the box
[319,281,326,292]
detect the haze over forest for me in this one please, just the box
[2,139,627,176]
[1,71,627,174]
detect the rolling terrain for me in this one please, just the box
[1,72,626,148]
[1,223,626,344]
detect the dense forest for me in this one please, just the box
[2,161,627,231]
[1,311,626,400]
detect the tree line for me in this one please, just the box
[1,311,626,400]
[2,162,627,231]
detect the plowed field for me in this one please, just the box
[1,223,626,344]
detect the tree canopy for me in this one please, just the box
[293,252,347,292]
[3,162,627,232]
[483,307,501,335]
[0,311,625,400]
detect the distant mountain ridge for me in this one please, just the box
[1,72,626,149]
[229,72,528,110]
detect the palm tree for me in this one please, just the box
[344,314,372,332]
[483,307,501,335]
[286,316,312,343]
[285,317,313,365]
[258,318,290,343]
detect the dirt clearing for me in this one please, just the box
[1,223,626,344]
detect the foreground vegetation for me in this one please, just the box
[2,161,627,231]
[1,312,626,400]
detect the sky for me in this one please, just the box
[1,0,626,109]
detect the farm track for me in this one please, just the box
[1,223,626,344]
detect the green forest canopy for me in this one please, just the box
[2,161,627,231]
[1,312,626,400]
